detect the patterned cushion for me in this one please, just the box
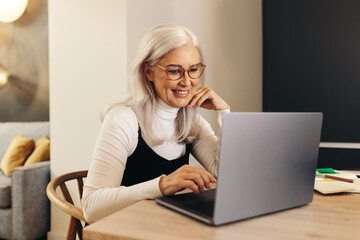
[0,171,11,208]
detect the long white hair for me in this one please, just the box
[102,24,204,145]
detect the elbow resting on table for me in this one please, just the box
[81,190,97,223]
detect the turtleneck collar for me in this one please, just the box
[156,99,179,120]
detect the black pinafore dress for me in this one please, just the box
[121,128,191,186]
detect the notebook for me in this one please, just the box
[315,170,360,194]
[156,112,323,226]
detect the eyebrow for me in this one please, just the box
[166,63,201,68]
[166,64,182,68]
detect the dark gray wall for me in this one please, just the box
[0,0,49,121]
[263,0,360,168]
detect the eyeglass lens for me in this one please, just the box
[166,64,205,80]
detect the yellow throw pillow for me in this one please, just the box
[24,136,50,166]
[0,135,35,176]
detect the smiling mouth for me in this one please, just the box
[172,89,190,97]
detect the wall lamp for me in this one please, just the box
[0,0,28,23]
[0,64,9,89]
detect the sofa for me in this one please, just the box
[0,122,50,240]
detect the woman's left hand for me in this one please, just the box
[187,86,229,111]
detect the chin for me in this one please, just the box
[164,95,193,108]
[169,100,189,108]
[171,103,186,108]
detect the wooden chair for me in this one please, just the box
[46,170,89,240]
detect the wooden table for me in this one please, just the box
[83,192,360,240]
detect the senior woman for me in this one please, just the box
[82,24,230,222]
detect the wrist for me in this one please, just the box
[159,175,166,195]
[215,106,230,111]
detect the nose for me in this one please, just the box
[179,72,192,87]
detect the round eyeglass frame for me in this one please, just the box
[155,63,206,81]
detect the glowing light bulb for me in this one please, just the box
[0,0,28,23]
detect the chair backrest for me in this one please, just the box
[46,170,89,240]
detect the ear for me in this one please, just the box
[143,63,153,82]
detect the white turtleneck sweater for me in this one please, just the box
[82,101,230,222]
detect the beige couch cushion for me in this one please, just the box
[24,136,50,166]
[0,135,34,176]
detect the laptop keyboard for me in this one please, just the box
[183,199,215,217]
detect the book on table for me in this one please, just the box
[314,170,360,194]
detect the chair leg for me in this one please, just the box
[76,219,83,240]
[67,216,78,240]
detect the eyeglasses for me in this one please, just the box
[155,63,206,81]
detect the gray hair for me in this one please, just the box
[102,24,204,144]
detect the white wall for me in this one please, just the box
[48,0,261,238]
[48,0,127,238]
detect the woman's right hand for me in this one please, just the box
[159,165,217,195]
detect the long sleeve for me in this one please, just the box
[191,109,230,177]
[82,107,163,223]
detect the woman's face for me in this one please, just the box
[145,45,201,108]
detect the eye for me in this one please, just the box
[167,68,182,75]
[189,67,199,73]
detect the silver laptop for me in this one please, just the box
[156,113,323,226]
